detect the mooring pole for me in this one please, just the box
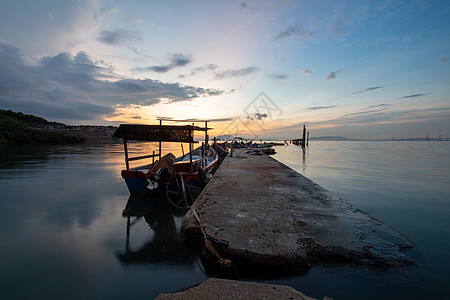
[307,131,310,147]
[205,121,208,145]
[189,127,193,173]
[159,119,162,159]
[302,125,306,148]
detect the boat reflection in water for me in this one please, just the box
[117,195,190,264]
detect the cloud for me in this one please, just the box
[352,86,383,94]
[268,73,289,80]
[308,106,337,110]
[97,29,142,46]
[134,53,192,73]
[180,64,258,80]
[308,106,337,111]
[277,106,450,136]
[247,113,268,120]
[190,64,218,75]
[179,64,218,78]
[0,0,100,56]
[368,104,389,108]
[170,54,192,67]
[102,79,223,105]
[214,66,260,79]
[98,6,118,18]
[0,43,223,122]
[143,65,171,73]
[343,107,389,117]
[401,93,430,99]
[158,117,235,122]
[301,69,312,74]
[273,23,313,41]
[325,69,341,80]
[319,106,450,129]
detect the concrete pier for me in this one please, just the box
[181,149,413,274]
[156,278,320,300]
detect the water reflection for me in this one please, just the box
[271,141,450,299]
[302,147,306,171]
[0,143,209,299]
[117,195,189,264]
[2,141,449,299]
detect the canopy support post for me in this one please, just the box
[123,139,130,170]
[159,119,162,159]
[189,124,194,173]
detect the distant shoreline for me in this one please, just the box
[36,123,119,144]
[0,109,118,144]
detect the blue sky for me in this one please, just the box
[0,0,449,139]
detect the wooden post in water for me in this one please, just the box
[158,119,162,159]
[189,123,193,173]
[302,125,306,148]
[205,121,208,145]
[307,131,310,147]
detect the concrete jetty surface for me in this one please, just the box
[181,149,413,273]
[156,278,321,300]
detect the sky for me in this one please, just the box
[0,0,449,140]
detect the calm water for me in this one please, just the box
[0,141,449,299]
[271,141,450,299]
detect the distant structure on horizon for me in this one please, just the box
[291,125,309,148]
[392,135,448,141]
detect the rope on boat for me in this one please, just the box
[190,206,232,267]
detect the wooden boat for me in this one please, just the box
[249,143,276,154]
[113,122,219,208]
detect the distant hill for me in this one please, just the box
[309,136,355,141]
[0,109,117,144]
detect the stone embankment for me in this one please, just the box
[181,149,413,274]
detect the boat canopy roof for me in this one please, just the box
[113,124,209,142]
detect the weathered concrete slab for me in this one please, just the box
[155,278,321,300]
[181,149,413,273]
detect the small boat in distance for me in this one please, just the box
[113,121,221,208]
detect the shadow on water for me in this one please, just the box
[0,143,56,169]
[116,195,192,265]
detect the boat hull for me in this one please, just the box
[121,145,218,197]
[121,170,202,196]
